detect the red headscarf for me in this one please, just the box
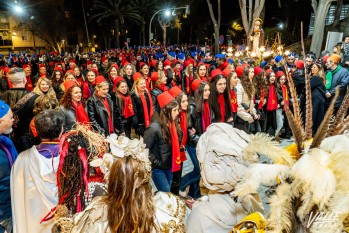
[179,111,188,160]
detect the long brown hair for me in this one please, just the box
[241,66,254,99]
[60,84,84,109]
[194,82,209,113]
[254,70,267,97]
[159,100,180,143]
[114,80,129,112]
[106,156,154,233]
[311,63,326,85]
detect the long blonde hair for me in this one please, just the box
[33,77,57,98]
[311,63,326,85]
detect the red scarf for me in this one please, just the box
[76,77,84,87]
[26,76,33,91]
[258,88,265,110]
[119,93,134,118]
[82,82,94,99]
[156,84,168,92]
[72,102,90,125]
[200,75,208,82]
[185,74,192,94]
[202,100,211,132]
[170,121,181,172]
[179,111,188,160]
[230,89,238,113]
[100,97,113,134]
[7,77,13,89]
[267,85,278,111]
[144,75,151,90]
[281,84,289,110]
[218,93,225,122]
[139,90,154,127]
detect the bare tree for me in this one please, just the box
[310,0,338,57]
[158,15,172,45]
[206,0,221,54]
[331,0,343,30]
[238,0,265,47]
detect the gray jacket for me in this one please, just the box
[327,66,349,107]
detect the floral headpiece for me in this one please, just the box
[90,134,152,181]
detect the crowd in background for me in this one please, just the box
[0,36,349,232]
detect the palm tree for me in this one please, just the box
[91,0,143,48]
[133,0,160,45]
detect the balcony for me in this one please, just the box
[0,23,10,30]
[0,39,12,47]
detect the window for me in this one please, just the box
[22,36,28,41]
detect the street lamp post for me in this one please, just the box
[149,5,189,46]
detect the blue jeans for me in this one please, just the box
[179,145,201,198]
[152,168,173,192]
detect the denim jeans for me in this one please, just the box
[152,168,173,192]
[179,145,201,198]
[275,109,284,136]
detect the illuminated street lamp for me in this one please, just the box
[14,5,24,14]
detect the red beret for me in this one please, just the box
[294,60,304,70]
[101,57,108,62]
[157,91,175,108]
[49,62,55,67]
[242,63,250,67]
[22,64,30,69]
[222,61,229,69]
[163,60,172,67]
[222,68,232,78]
[39,64,45,69]
[191,79,203,92]
[151,71,159,82]
[122,60,130,67]
[235,66,244,78]
[87,60,93,65]
[276,71,285,79]
[254,66,263,76]
[133,72,142,81]
[198,61,204,67]
[95,75,107,85]
[64,80,77,91]
[69,60,76,64]
[210,69,223,78]
[3,67,10,75]
[169,86,183,98]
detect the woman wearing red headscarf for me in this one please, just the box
[82,69,98,100]
[130,73,154,137]
[140,63,151,90]
[150,71,168,113]
[106,64,121,93]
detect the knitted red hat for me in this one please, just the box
[210,69,223,78]
[157,91,175,108]
[276,70,285,79]
[169,86,183,98]
[191,79,203,92]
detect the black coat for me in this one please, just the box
[143,122,172,169]
[123,74,134,91]
[130,91,152,136]
[59,105,77,132]
[87,93,124,136]
[150,87,163,113]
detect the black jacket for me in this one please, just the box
[87,93,124,136]
[144,122,172,169]
[130,91,152,136]
[150,87,163,113]
[123,75,134,91]
[59,105,77,132]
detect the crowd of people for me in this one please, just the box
[0,37,349,232]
